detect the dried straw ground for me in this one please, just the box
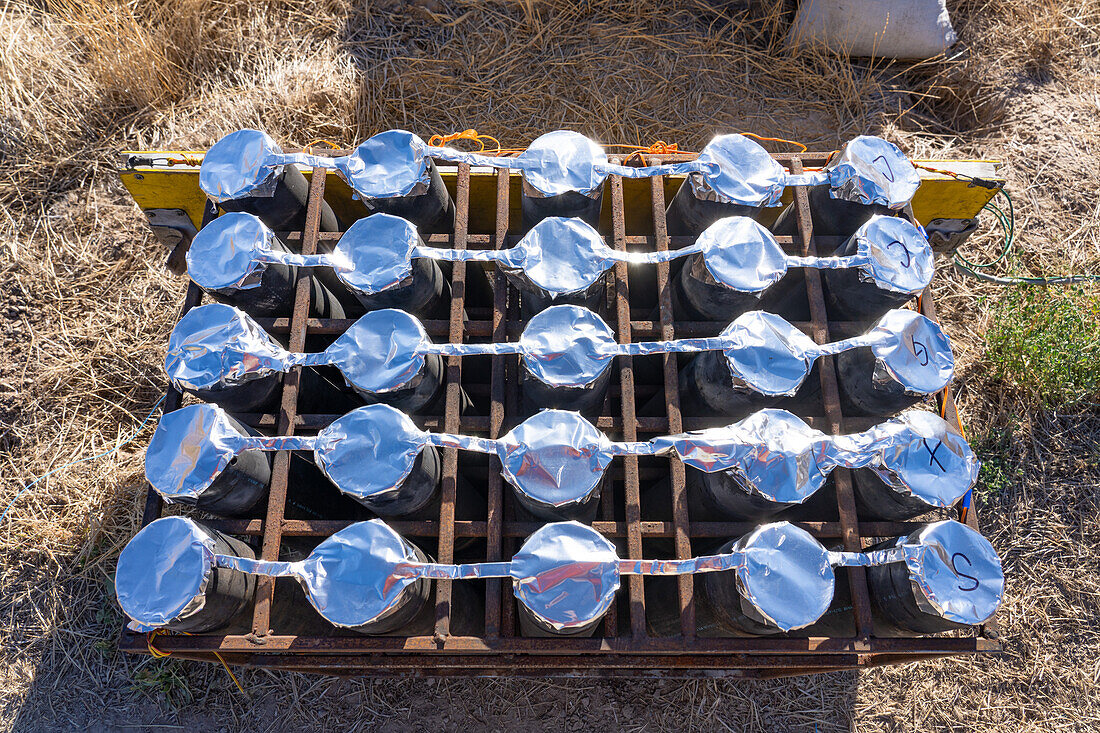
[2,0,1099,730]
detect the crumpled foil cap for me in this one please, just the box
[187,212,273,291]
[332,213,422,295]
[697,216,788,294]
[693,134,787,206]
[658,409,831,504]
[871,310,954,395]
[826,136,921,209]
[314,404,425,502]
[298,520,423,628]
[500,217,613,296]
[115,516,217,630]
[326,309,429,393]
[722,311,819,396]
[165,303,290,391]
[736,522,835,631]
[145,404,244,502]
[338,129,432,199]
[511,521,620,632]
[199,129,283,202]
[520,305,617,388]
[517,130,606,197]
[499,410,613,508]
[867,411,978,508]
[901,520,1004,625]
[855,215,934,294]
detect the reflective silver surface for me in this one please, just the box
[144,404,247,501]
[692,134,791,206]
[199,129,283,202]
[119,517,1003,633]
[868,309,955,395]
[851,215,933,294]
[164,303,293,391]
[895,520,1003,624]
[187,212,273,290]
[313,404,427,503]
[825,136,921,209]
[297,520,423,628]
[510,522,621,632]
[165,302,952,399]
[656,409,832,504]
[325,308,431,393]
[857,411,979,507]
[735,523,836,631]
[516,131,606,197]
[498,410,615,509]
[336,129,432,199]
[115,516,216,631]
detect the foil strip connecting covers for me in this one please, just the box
[116,516,1003,634]
[147,404,979,513]
[198,129,919,207]
[164,302,953,397]
[186,212,932,301]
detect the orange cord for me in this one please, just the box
[146,629,248,697]
[739,132,808,153]
[305,139,342,151]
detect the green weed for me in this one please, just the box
[985,286,1100,408]
[131,659,194,708]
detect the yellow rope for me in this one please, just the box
[146,629,248,697]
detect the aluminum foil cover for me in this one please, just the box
[199,129,283,202]
[901,520,1004,625]
[826,136,921,209]
[516,130,606,197]
[165,303,292,391]
[658,409,832,504]
[498,410,613,508]
[498,217,614,297]
[325,309,429,393]
[721,311,820,396]
[145,404,246,502]
[187,212,274,291]
[865,411,979,508]
[115,516,217,631]
[696,217,788,294]
[313,404,426,502]
[870,310,954,395]
[854,215,933,294]
[736,522,835,631]
[510,521,621,631]
[692,134,787,206]
[337,129,432,199]
[332,213,422,295]
[520,305,617,388]
[297,520,423,628]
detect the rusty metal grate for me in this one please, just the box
[119,151,1001,678]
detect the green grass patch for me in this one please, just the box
[985,286,1100,408]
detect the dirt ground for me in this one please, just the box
[2,0,1100,731]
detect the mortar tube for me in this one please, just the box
[162,524,257,634]
[677,350,780,419]
[835,346,926,417]
[519,361,612,418]
[361,159,455,235]
[520,180,603,231]
[665,175,764,238]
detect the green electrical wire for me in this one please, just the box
[951,184,1100,285]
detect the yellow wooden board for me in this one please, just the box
[118,152,1001,235]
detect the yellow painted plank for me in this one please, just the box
[117,153,1001,234]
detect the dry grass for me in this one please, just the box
[1,0,1100,730]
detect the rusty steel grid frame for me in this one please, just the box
[119,150,1002,678]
